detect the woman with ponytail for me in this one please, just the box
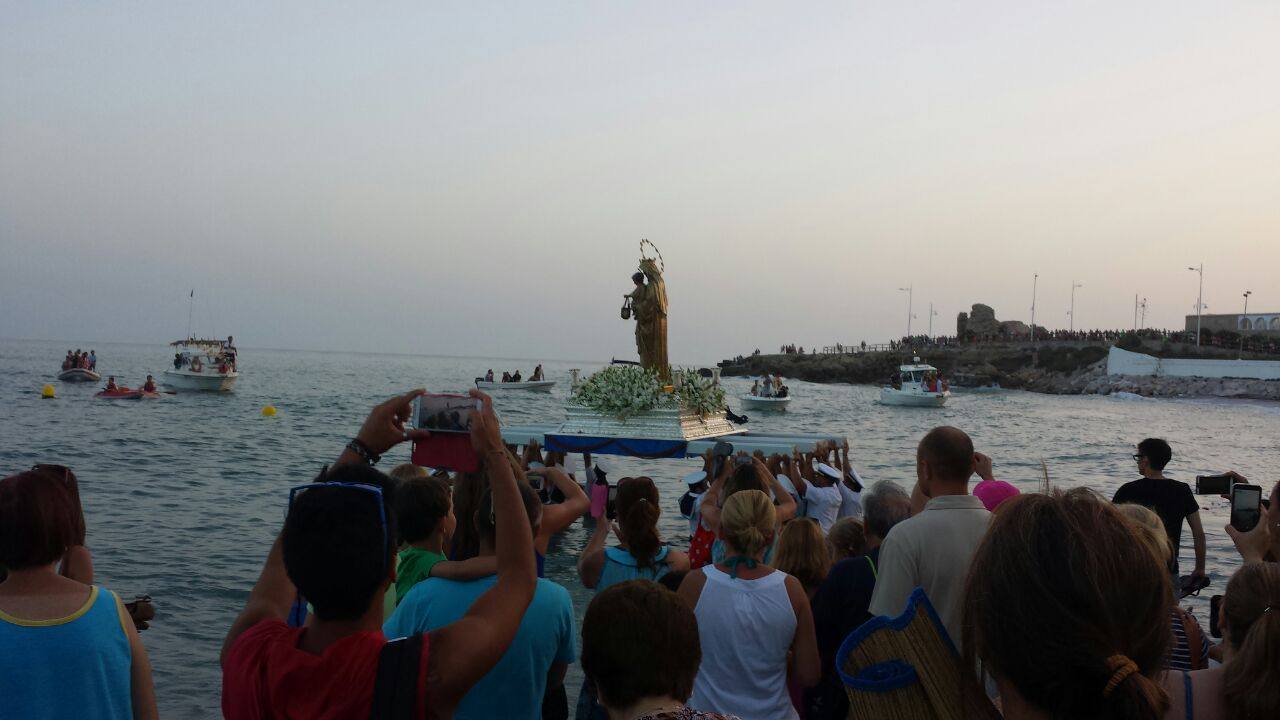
[963,489,1172,720]
[678,490,820,720]
[1161,552,1280,719]
[578,477,689,591]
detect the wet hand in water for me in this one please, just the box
[356,389,431,455]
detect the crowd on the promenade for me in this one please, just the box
[813,327,1280,357]
[2,391,1278,719]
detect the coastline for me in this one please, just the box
[718,341,1280,401]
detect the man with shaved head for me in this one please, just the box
[867,426,992,649]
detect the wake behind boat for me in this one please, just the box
[880,358,950,407]
[164,338,239,392]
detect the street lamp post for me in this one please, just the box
[1188,264,1204,346]
[928,303,939,339]
[898,286,913,338]
[1069,281,1084,332]
[1030,273,1038,340]
[1138,297,1148,329]
[1240,290,1252,358]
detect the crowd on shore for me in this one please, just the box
[2,391,1278,719]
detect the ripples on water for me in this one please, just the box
[3,339,1277,717]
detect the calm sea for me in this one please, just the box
[2,338,1276,717]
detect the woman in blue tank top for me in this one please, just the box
[576,476,691,719]
[0,468,157,719]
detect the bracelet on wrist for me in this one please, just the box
[346,438,381,466]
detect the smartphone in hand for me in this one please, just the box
[411,394,483,471]
[1194,474,1233,495]
[1229,483,1263,532]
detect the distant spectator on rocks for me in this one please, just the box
[806,480,911,720]
[971,452,1020,511]
[868,427,991,648]
[1112,438,1207,587]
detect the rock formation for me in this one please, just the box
[966,304,1001,337]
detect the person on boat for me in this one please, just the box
[502,371,512,383]
[750,380,759,397]
[142,376,157,393]
[512,370,522,382]
[776,383,789,399]
[190,355,203,372]
[105,377,119,392]
[761,375,774,398]
[531,365,544,381]
[88,350,97,370]
[173,352,183,369]
[485,369,495,383]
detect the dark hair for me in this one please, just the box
[657,570,687,593]
[1136,438,1172,471]
[724,462,767,500]
[282,464,398,622]
[1222,562,1280,719]
[450,471,488,561]
[963,489,1170,719]
[475,481,542,546]
[582,580,701,709]
[616,477,661,569]
[0,471,77,570]
[395,476,452,545]
[862,480,911,541]
[917,426,975,483]
[30,464,86,546]
[631,272,645,284]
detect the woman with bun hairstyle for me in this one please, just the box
[963,489,1172,719]
[578,476,690,591]
[678,490,819,720]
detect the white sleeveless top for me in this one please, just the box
[689,565,799,720]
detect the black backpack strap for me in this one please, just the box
[370,634,424,720]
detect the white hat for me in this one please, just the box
[816,462,841,480]
[684,470,707,486]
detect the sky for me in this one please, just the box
[3,2,1278,365]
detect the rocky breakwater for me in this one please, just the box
[719,344,1110,390]
[721,344,1280,400]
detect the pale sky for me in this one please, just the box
[3,2,1278,364]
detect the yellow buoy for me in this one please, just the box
[261,404,277,417]
[41,384,56,399]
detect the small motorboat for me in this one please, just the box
[880,358,950,407]
[58,368,101,382]
[740,394,791,411]
[95,388,163,400]
[164,338,238,392]
[475,379,556,392]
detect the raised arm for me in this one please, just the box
[538,467,590,537]
[577,515,611,589]
[427,390,538,711]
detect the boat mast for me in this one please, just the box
[186,289,194,342]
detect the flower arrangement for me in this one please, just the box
[673,368,728,417]
[570,365,663,420]
[570,365,727,420]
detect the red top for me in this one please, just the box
[222,620,429,719]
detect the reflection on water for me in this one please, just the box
[2,338,1276,717]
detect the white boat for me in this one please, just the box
[163,339,239,392]
[740,394,792,411]
[475,379,555,392]
[58,368,101,382]
[880,358,950,407]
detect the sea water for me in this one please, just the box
[2,338,1276,717]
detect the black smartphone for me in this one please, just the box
[1230,483,1263,532]
[1195,474,1233,495]
[1209,595,1223,639]
[605,484,619,520]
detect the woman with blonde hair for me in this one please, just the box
[1117,503,1210,671]
[678,490,819,720]
[771,518,829,600]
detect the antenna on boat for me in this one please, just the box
[186,289,194,342]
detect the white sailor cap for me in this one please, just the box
[816,462,842,480]
[684,470,707,486]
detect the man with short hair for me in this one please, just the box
[1112,438,1206,584]
[807,480,912,719]
[385,483,576,720]
[221,389,537,718]
[867,426,992,648]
